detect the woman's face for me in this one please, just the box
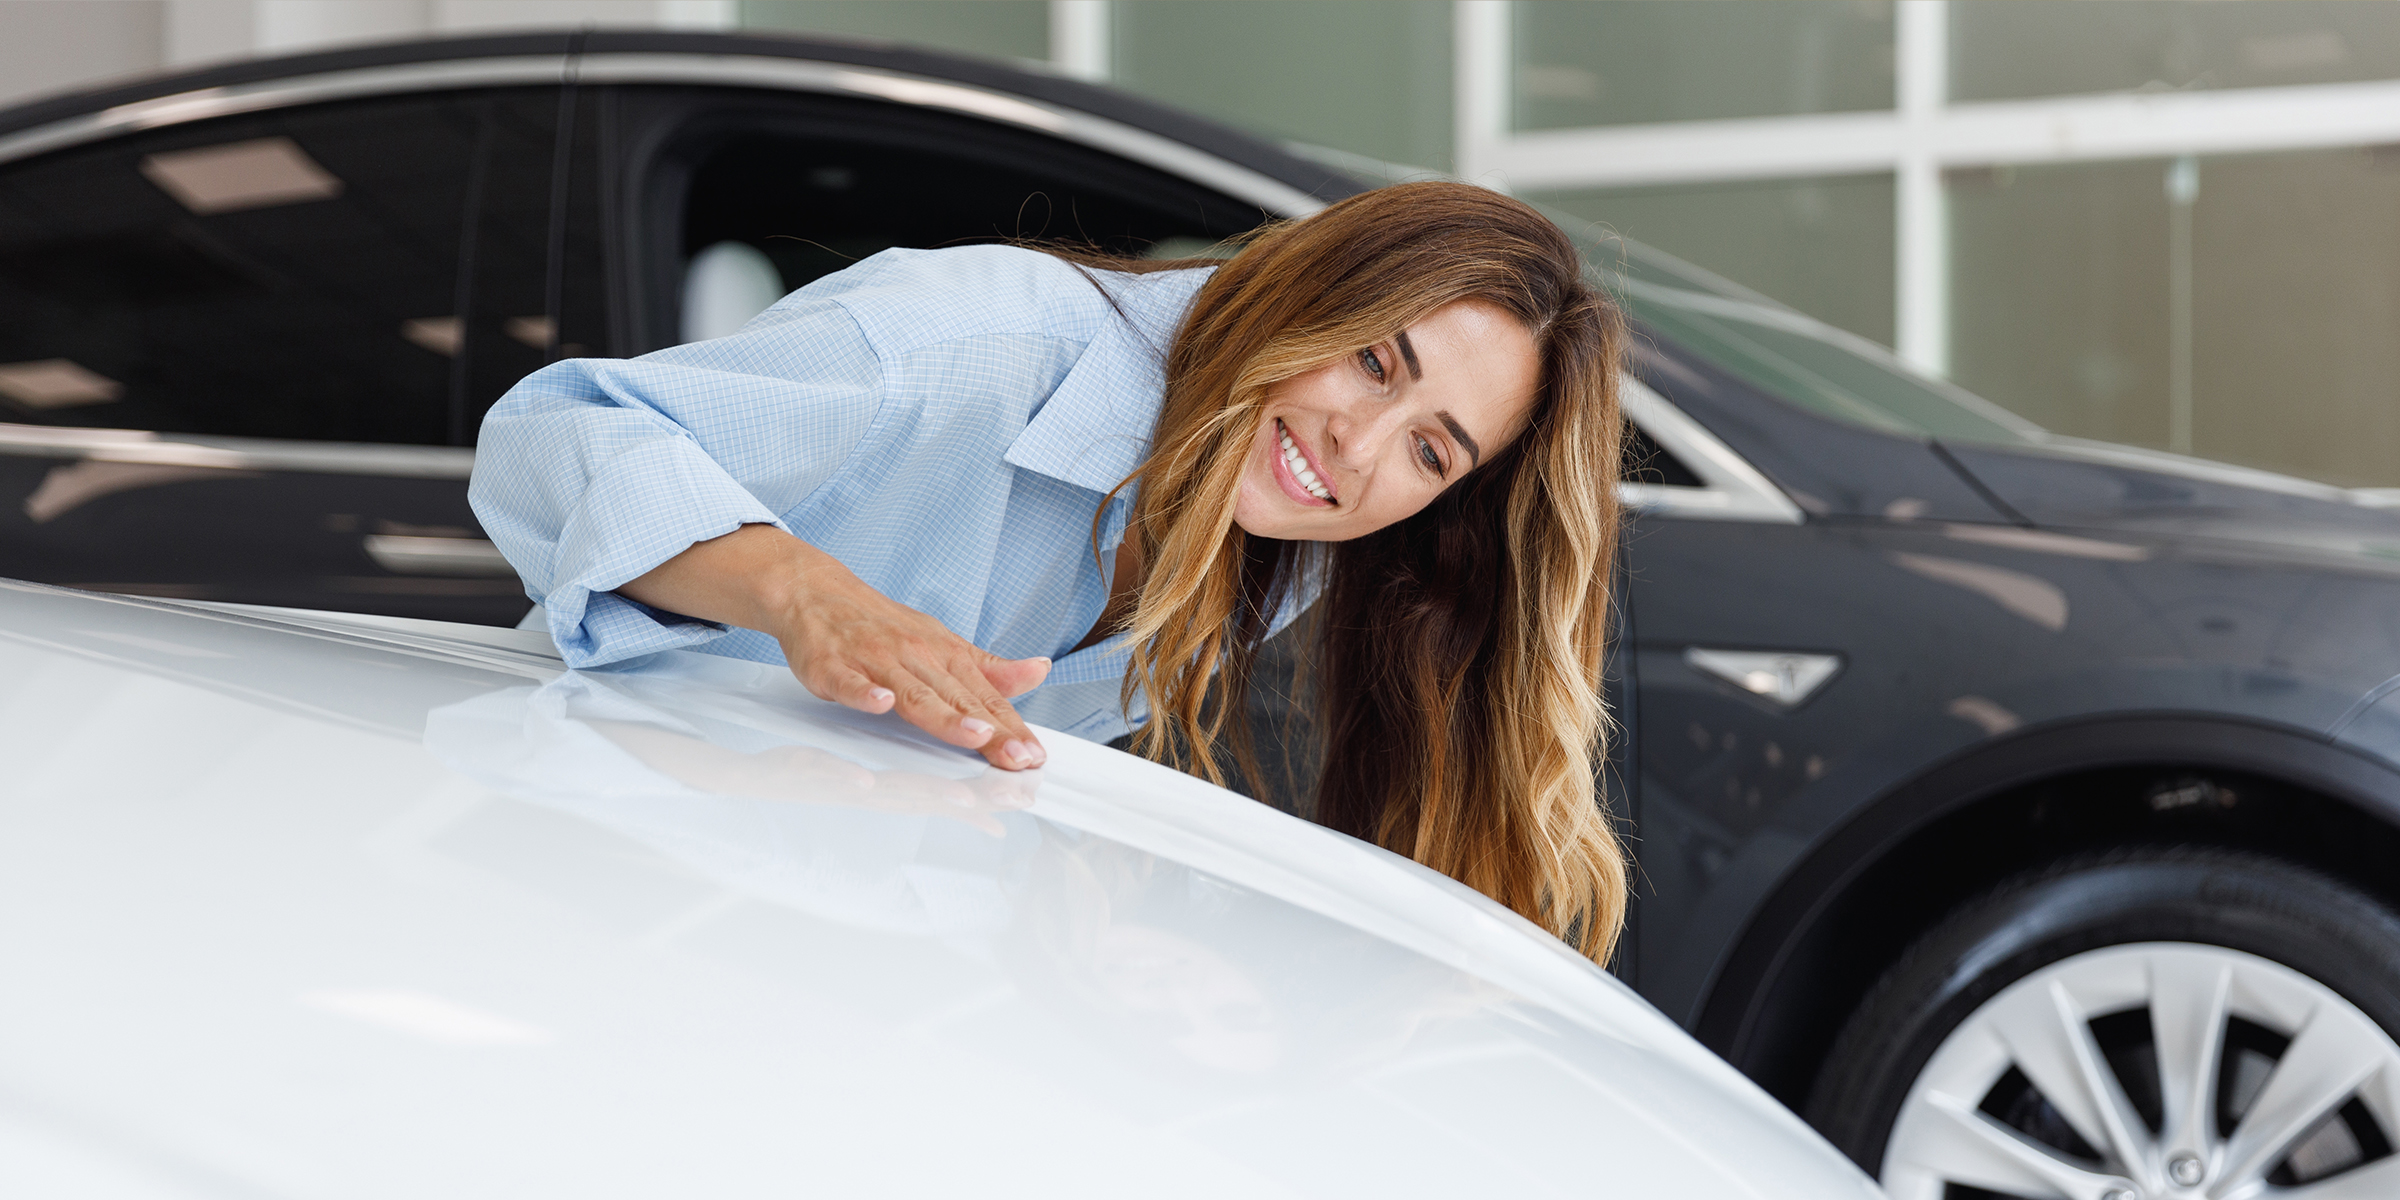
[1233,298,1541,542]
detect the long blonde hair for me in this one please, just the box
[1102,182,1629,962]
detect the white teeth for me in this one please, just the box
[1276,420,1332,501]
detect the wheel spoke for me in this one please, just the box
[2148,951,2232,1159]
[2221,1005,2384,1186]
[1981,978,2154,1174]
[1897,1091,2133,1200]
[2273,1152,2400,1200]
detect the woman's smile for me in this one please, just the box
[1272,417,1337,506]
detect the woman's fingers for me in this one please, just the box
[946,652,1049,770]
[768,580,1048,770]
[918,647,1045,769]
[811,663,898,714]
[881,657,1046,771]
[800,652,1043,770]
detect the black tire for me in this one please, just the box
[1803,847,2400,1180]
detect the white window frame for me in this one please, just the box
[1454,0,2400,381]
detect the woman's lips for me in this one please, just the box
[1271,418,1337,508]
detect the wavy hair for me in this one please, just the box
[1081,182,1628,962]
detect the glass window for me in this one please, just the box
[1948,159,2171,454]
[1952,0,2400,103]
[738,1,1050,64]
[1550,210,2038,447]
[1513,0,1894,131]
[1113,0,1453,174]
[1532,173,1896,348]
[1610,269,2038,447]
[0,0,161,111]
[623,87,1275,352]
[2186,147,2400,488]
[1951,149,2400,487]
[0,89,562,446]
[1622,422,1703,488]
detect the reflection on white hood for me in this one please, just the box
[0,581,1881,1200]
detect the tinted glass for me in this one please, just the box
[0,88,560,446]
[1622,423,1702,488]
[1534,173,1896,347]
[1572,218,2041,447]
[632,89,1276,348]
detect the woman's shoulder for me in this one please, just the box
[792,245,1210,360]
[795,245,1104,347]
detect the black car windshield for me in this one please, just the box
[1553,208,2045,446]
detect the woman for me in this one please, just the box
[471,181,1630,960]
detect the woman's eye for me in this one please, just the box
[1416,436,1444,475]
[1359,347,1386,383]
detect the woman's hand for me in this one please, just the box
[619,524,1053,770]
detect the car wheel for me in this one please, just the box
[1805,848,2400,1200]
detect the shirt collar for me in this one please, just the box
[1004,265,1214,499]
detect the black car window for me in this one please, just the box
[1545,202,2045,449]
[1619,278,2042,446]
[1621,421,1703,488]
[0,88,565,446]
[616,87,1277,353]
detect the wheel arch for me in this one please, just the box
[1691,713,2400,1108]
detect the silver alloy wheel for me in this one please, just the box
[1880,942,2400,1200]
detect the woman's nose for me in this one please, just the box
[1325,403,1405,469]
[1321,406,1357,465]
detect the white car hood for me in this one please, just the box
[0,580,1879,1200]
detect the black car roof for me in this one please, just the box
[0,29,1368,204]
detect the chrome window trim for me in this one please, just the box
[0,52,1326,219]
[1618,375,1804,524]
[0,422,474,479]
[0,56,575,166]
[572,55,1326,217]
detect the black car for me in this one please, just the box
[6,32,2400,1200]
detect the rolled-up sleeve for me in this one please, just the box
[470,296,885,668]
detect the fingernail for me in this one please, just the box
[961,717,996,740]
[867,687,894,705]
[1033,656,1052,666]
[1005,739,1046,768]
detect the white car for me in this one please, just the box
[0,578,1882,1198]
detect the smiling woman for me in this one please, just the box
[471,181,1632,961]
[1102,185,1630,959]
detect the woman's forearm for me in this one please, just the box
[618,523,842,631]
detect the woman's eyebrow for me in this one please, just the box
[1394,330,1423,381]
[1437,410,1481,467]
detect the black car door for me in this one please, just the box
[1614,330,2027,1044]
[0,86,579,625]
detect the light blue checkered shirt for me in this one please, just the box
[471,245,1230,743]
